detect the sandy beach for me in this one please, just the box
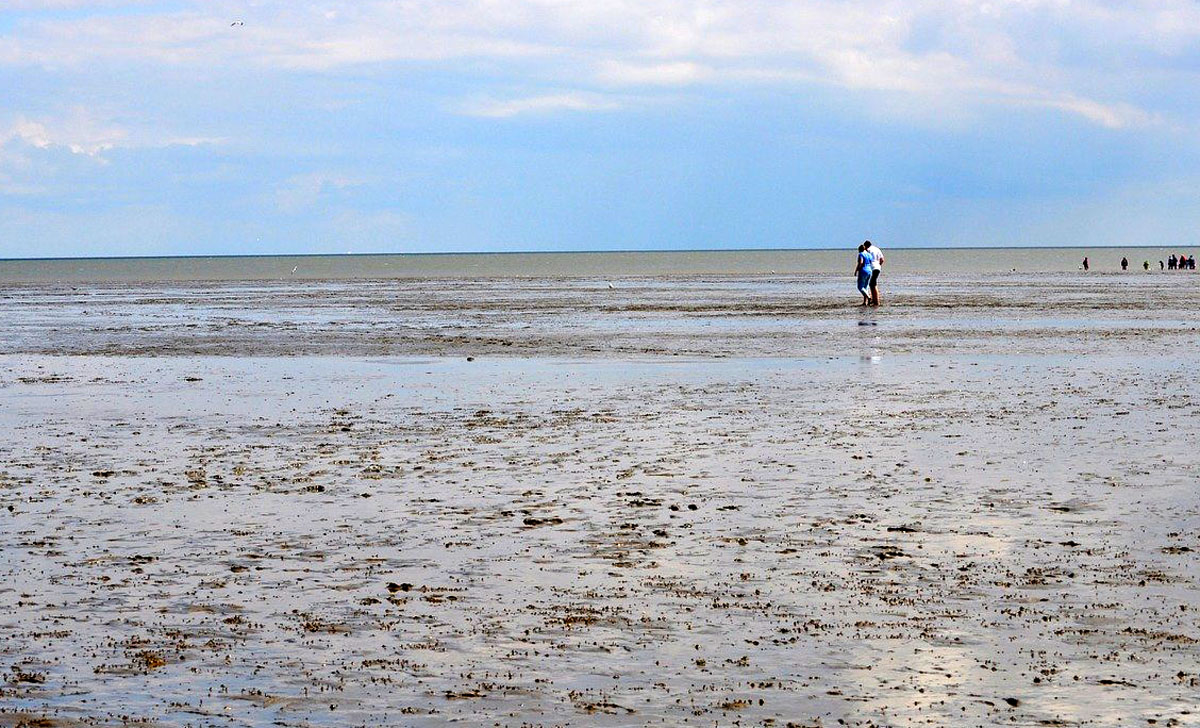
[2,271,1198,726]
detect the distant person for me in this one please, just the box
[1121,256,1128,271]
[1160,260,1165,270]
[854,244,873,306]
[1169,254,1177,270]
[864,240,883,306]
[1143,260,1150,271]
[1083,257,1089,271]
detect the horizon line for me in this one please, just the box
[1,244,1191,263]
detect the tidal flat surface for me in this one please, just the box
[1,273,1199,727]
[1,272,1198,359]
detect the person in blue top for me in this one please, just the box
[854,243,874,306]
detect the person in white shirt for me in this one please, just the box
[863,240,884,306]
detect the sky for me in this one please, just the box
[1,0,1199,258]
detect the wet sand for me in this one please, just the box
[2,272,1198,359]
[1,273,1198,726]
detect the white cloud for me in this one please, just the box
[1,111,127,158]
[461,92,622,118]
[6,119,54,150]
[0,1,1196,128]
[0,109,224,170]
[596,60,708,86]
[1039,96,1158,131]
[1,0,155,8]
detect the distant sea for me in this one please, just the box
[0,247,1190,283]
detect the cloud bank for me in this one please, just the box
[2,0,1196,128]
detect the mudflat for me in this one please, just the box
[1,272,1198,726]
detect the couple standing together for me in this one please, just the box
[854,240,884,306]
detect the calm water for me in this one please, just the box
[0,247,1190,282]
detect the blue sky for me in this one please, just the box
[1,0,1199,257]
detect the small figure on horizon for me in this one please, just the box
[1169,254,1177,270]
[1121,256,1128,271]
[1083,257,1089,271]
[1144,260,1150,271]
[1160,260,1165,270]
